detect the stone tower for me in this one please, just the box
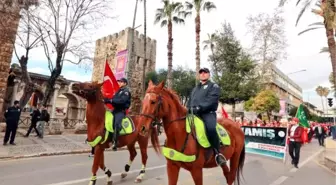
[0,0,21,116]
[92,27,156,113]
[0,0,38,117]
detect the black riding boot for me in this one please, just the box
[113,131,119,151]
[214,148,226,166]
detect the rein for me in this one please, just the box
[141,91,199,159]
[139,93,185,128]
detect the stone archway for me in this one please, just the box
[60,92,80,120]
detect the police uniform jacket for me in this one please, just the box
[188,80,220,114]
[111,87,131,111]
[4,106,21,126]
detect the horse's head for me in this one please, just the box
[71,81,103,101]
[140,80,186,136]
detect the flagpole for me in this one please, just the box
[102,50,108,83]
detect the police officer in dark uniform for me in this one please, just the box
[104,78,131,151]
[188,68,226,166]
[3,100,21,145]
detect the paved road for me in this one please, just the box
[0,140,334,185]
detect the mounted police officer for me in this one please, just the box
[3,100,21,145]
[187,68,226,166]
[104,78,131,151]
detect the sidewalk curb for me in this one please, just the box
[0,143,164,161]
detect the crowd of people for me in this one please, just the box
[234,118,335,144]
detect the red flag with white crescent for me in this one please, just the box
[102,60,119,110]
[102,60,129,114]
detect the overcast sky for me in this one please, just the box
[13,0,334,111]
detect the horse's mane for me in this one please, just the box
[85,83,105,138]
[161,87,187,114]
[148,86,187,154]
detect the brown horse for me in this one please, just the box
[71,81,160,185]
[139,81,246,185]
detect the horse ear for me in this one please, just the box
[148,80,154,88]
[157,81,165,89]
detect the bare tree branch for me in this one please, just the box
[246,8,288,64]
[28,0,115,105]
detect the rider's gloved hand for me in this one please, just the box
[103,98,112,104]
[189,106,201,114]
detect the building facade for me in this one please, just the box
[265,63,303,117]
[5,64,87,121]
[92,27,157,113]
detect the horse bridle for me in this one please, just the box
[140,93,163,128]
[77,87,100,100]
[140,92,186,128]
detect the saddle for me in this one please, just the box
[86,111,135,147]
[161,114,231,163]
[186,114,231,148]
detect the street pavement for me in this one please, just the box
[0,131,166,159]
[0,139,334,185]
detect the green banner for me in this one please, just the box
[295,104,310,128]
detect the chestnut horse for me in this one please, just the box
[139,81,245,185]
[72,81,160,185]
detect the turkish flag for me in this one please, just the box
[221,106,229,119]
[102,60,120,110]
[101,60,129,114]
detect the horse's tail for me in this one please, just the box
[236,145,245,185]
[150,126,161,155]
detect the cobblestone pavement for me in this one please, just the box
[0,129,166,159]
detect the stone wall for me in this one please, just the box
[92,27,157,114]
[0,0,21,117]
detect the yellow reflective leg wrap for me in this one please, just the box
[88,136,102,147]
[162,147,196,162]
[128,160,133,166]
[91,176,97,181]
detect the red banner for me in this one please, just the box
[102,60,119,110]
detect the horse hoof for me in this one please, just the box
[134,178,142,183]
[121,172,127,179]
[107,181,113,185]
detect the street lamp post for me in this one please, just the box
[285,69,306,120]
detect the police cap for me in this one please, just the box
[199,68,210,74]
[117,78,128,84]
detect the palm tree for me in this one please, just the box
[184,0,216,80]
[140,0,147,96]
[140,0,147,60]
[279,0,336,90]
[154,0,186,89]
[316,86,325,113]
[202,33,218,76]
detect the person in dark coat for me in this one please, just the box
[314,124,326,146]
[37,105,50,138]
[104,78,131,151]
[24,104,41,137]
[187,67,226,166]
[3,100,21,145]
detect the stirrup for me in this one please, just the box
[215,153,227,166]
